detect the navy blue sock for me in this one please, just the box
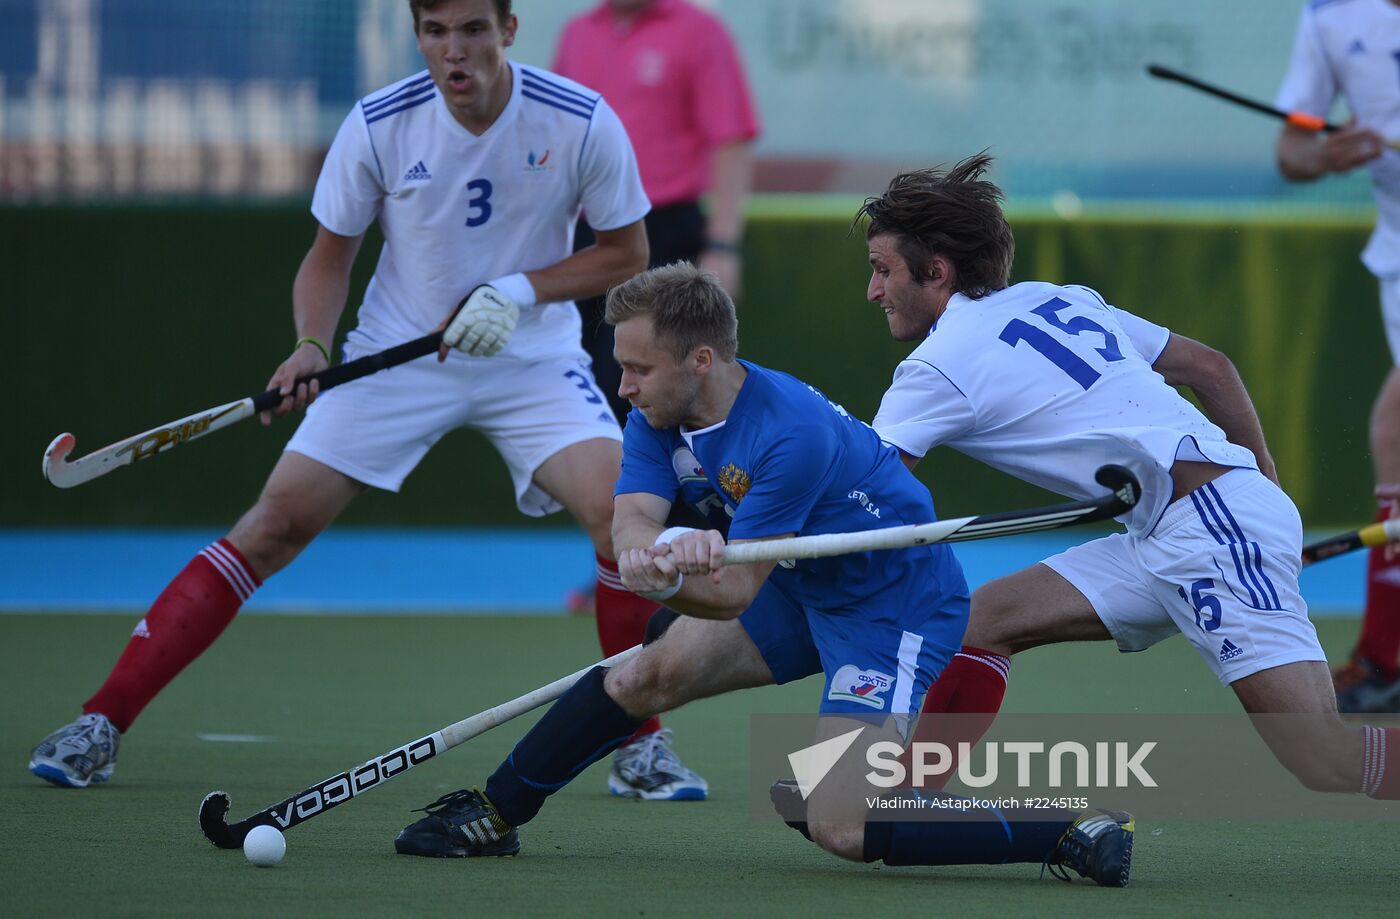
[862,797,1073,866]
[484,666,643,828]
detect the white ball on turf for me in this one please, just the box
[243,825,286,867]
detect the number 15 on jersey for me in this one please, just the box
[999,297,1124,390]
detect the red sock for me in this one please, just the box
[1357,506,1400,679]
[902,646,1010,791]
[594,554,660,741]
[1362,725,1400,799]
[84,540,260,732]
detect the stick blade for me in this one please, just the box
[42,433,79,488]
[199,790,245,849]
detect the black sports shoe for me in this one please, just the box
[1334,657,1400,713]
[394,788,521,858]
[1046,809,1135,887]
[769,779,812,841]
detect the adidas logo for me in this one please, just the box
[597,411,616,424]
[132,618,150,638]
[1347,38,1366,56]
[1219,639,1244,663]
[404,161,432,181]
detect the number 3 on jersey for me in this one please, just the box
[464,179,493,227]
[998,297,1124,390]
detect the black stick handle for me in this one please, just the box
[250,332,443,413]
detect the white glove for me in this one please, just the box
[444,284,520,357]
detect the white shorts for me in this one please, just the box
[284,343,621,517]
[1381,274,1400,365]
[1042,468,1325,685]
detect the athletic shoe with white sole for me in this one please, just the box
[394,788,521,858]
[608,728,708,801]
[29,712,121,788]
[1045,809,1135,887]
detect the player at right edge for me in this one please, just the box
[852,155,1399,805]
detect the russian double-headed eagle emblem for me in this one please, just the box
[717,463,751,503]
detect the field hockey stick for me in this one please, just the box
[1146,63,1400,152]
[43,332,443,488]
[721,464,1140,566]
[199,467,1136,848]
[1301,519,1400,566]
[199,643,643,849]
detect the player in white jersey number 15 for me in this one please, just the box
[29,0,707,803]
[837,154,1397,808]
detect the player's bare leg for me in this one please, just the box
[534,436,711,799]
[531,436,620,558]
[31,452,365,787]
[804,714,904,861]
[602,614,776,715]
[227,451,368,579]
[963,564,1111,655]
[1230,661,1365,792]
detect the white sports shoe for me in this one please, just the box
[608,728,708,801]
[29,713,121,788]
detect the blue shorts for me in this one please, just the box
[739,578,968,722]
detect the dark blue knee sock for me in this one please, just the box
[484,666,643,828]
[862,798,1073,866]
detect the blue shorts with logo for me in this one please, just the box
[739,572,969,724]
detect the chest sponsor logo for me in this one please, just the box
[525,149,552,172]
[828,665,895,710]
[718,463,752,503]
[403,161,431,182]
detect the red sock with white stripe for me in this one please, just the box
[593,554,661,740]
[1356,504,1400,679]
[83,539,260,732]
[902,646,1011,791]
[1362,725,1400,799]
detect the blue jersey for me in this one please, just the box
[617,361,967,619]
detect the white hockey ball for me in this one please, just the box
[243,825,286,867]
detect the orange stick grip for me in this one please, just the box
[1286,112,1327,132]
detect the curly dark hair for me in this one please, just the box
[854,153,1014,299]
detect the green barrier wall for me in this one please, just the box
[1,206,1385,527]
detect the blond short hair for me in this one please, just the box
[605,262,738,363]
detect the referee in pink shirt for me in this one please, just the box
[556,0,761,422]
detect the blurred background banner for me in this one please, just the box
[0,0,1373,205]
[0,0,1388,535]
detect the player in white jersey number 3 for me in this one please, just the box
[849,155,1398,805]
[29,0,707,802]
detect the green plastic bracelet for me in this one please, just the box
[295,336,331,364]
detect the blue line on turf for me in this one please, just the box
[0,529,1364,615]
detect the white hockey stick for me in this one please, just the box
[43,332,442,488]
[722,464,1140,566]
[199,644,643,849]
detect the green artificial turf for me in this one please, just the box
[2,613,1395,917]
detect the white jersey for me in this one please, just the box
[1277,0,1400,276]
[312,61,650,361]
[872,282,1258,536]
